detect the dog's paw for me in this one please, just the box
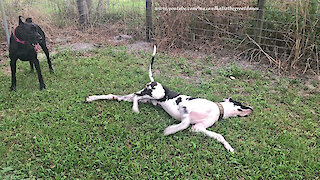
[10,86,16,91]
[225,145,234,153]
[163,128,172,136]
[40,84,46,90]
[86,96,95,102]
[132,106,140,113]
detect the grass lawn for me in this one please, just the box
[0,46,319,179]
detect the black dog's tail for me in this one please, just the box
[149,45,157,82]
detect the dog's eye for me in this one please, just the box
[237,109,243,112]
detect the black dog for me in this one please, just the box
[9,16,53,91]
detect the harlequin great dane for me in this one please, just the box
[86,46,253,153]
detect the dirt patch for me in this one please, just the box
[114,35,133,43]
[0,42,9,64]
[1,66,11,75]
[59,43,95,52]
[126,41,153,53]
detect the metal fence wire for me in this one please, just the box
[153,0,320,74]
[1,0,319,74]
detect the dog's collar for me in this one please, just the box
[13,28,26,44]
[13,28,39,52]
[216,103,224,121]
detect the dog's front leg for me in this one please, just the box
[29,61,34,73]
[9,57,18,91]
[192,125,234,153]
[132,95,140,113]
[164,107,191,136]
[164,118,191,136]
[132,94,157,113]
[86,94,135,102]
[33,59,46,90]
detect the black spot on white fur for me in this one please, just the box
[135,88,152,97]
[176,97,182,105]
[136,82,159,97]
[158,85,180,102]
[182,106,188,114]
[186,97,197,101]
[230,98,253,111]
[150,82,157,89]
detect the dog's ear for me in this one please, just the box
[18,16,24,25]
[25,18,32,23]
[224,97,231,102]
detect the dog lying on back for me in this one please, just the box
[9,16,53,91]
[86,46,253,153]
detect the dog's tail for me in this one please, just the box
[149,45,157,82]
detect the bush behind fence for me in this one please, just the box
[153,0,320,74]
[1,0,319,74]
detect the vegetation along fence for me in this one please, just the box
[1,0,319,74]
[152,0,320,75]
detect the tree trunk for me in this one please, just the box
[96,0,103,17]
[76,0,87,24]
[86,0,92,17]
[146,0,153,42]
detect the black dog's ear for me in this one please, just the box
[25,18,32,23]
[18,16,24,25]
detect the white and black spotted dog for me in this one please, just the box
[86,46,253,153]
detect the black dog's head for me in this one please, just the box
[15,16,42,44]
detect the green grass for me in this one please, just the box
[0,46,319,179]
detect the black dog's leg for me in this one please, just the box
[33,59,46,90]
[10,57,18,91]
[29,61,34,73]
[39,43,53,73]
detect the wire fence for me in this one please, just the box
[152,0,320,74]
[0,0,146,38]
[1,0,319,74]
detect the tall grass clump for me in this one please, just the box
[249,0,320,74]
[153,0,320,74]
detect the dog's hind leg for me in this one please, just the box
[191,125,234,153]
[9,57,18,91]
[39,43,53,73]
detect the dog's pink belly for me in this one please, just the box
[190,111,209,123]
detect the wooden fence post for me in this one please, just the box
[0,0,10,45]
[146,0,152,42]
[256,0,266,44]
